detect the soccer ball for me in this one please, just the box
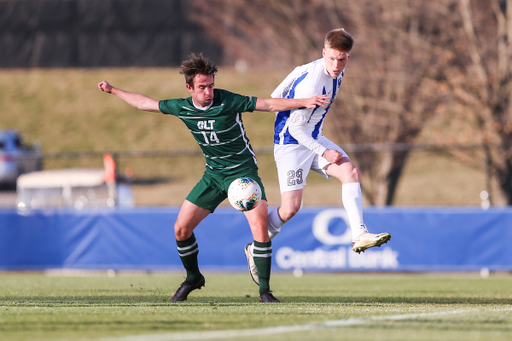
[228,177,262,211]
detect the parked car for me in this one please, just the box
[0,130,42,187]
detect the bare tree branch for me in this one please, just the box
[191,0,512,205]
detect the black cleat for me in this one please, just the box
[171,275,205,302]
[259,290,280,303]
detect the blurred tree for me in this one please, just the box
[190,0,450,205]
[188,0,334,66]
[326,0,451,205]
[440,0,512,205]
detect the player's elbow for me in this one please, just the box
[288,126,304,139]
[265,104,276,112]
[138,100,160,112]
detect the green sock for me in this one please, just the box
[176,234,201,283]
[253,240,272,294]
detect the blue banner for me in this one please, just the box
[0,207,511,272]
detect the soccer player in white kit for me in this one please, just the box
[245,28,391,285]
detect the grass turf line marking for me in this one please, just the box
[91,308,512,341]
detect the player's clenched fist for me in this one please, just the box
[98,80,113,93]
[322,149,343,164]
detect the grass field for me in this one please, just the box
[0,68,495,207]
[1,272,511,340]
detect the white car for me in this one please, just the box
[0,130,42,187]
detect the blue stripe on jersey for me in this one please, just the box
[287,72,308,99]
[274,110,299,144]
[307,86,326,124]
[311,78,338,139]
[274,72,309,144]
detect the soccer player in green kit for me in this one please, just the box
[98,53,329,302]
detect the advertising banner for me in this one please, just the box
[0,207,511,272]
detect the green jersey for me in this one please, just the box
[159,89,258,175]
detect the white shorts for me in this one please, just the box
[274,136,348,193]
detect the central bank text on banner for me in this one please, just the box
[0,207,511,271]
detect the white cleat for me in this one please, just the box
[244,243,259,285]
[352,231,391,254]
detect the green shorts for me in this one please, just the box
[186,168,267,212]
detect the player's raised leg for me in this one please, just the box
[171,200,210,302]
[326,158,391,253]
[244,200,280,302]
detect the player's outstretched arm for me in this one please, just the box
[98,80,161,113]
[254,95,330,112]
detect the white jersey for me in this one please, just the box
[271,58,344,156]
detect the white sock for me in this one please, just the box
[267,209,284,240]
[342,182,366,239]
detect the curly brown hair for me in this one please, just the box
[180,53,218,88]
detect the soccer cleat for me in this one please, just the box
[170,274,205,302]
[352,231,391,254]
[259,290,280,303]
[244,243,259,286]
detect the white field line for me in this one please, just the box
[90,308,512,341]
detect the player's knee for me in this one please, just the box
[341,163,360,183]
[350,166,360,182]
[174,224,192,241]
[279,206,300,222]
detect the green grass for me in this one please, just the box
[0,67,285,152]
[0,68,491,206]
[1,272,511,340]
